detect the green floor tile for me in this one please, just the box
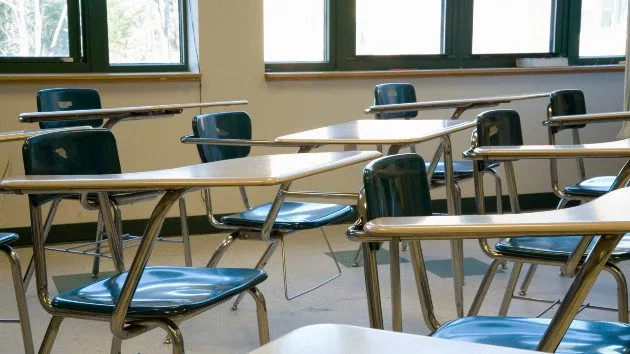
[53,271,117,293]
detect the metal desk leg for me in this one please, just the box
[363,242,383,329]
[390,240,402,332]
[537,234,622,352]
[441,135,465,317]
[409,241,441,331]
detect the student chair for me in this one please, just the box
[0,233,34,354]
[26,88,191,284]
[183,111,346,308]
[463,110,630,322]
[358,152,630,353]
[22,129,270,352]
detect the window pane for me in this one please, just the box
[472,0,553,54]
[356,0,444,56]
[0,0,69,58]
[264,0,325,63]
[579,0,627,57]
[107,0,182,65]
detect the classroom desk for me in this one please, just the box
[544,111,630,127]
[365,92,550,177]
[249,324,536,354]
[357,186,630,352]
[18,100,248,129]
[364,93,550,119]
[276,119,476,329]
[0,126,94,143]
[0,151,380,348]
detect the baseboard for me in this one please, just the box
[2,192,558,247]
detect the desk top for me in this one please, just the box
[0,126,93,143]
[467,138,630,159]
[358,187,630,241]
[545,111,630,126]
[249,324,536,354]
[364,92,549,114]
[275,119,475,145]
[18,100,248,123]
[0,151,380,194]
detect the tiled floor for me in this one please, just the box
[0,224,625,353]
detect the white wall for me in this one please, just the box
[0,0,624,228]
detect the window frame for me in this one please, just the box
[265,0,625,72]
[0,0,188,73]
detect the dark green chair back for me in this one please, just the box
[22,128,121,206]
[36,88,104,129]
[374,83,418,119]
[549,89,587,132]
[363,154,432,220]
[192,111,252,163]
[476,109,524,170]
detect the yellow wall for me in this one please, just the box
[0,0,625,227]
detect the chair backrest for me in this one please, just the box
[363,154,432,220]
[22,128,121,206]
[476,109,524,170]
[192,111,252,163]
[373,83,418,119]
[36,88,104,129]
[548,89,587,132]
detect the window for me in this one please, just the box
[265,0,627,72]
[0,0,187,73]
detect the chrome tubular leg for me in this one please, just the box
[99,195,125,273]
[40,316,64,354]
[92,211,104,277]
[409,145,417,153]
[468,259,501,316]
[178,197,192,267]
[489,169,503,214]
[441,135,464,318]
[519,264,538,295]
[23,198,60,289]
[409,241,440,330]
[362,243,383,329]
[390,241,402,332]
[110,336,122,354]
[499,262,523,316]
[557,198,569,209]
[282,228,341,300]
[538,234,622,352]
[504,161,521,214]
[0,245,34,354]
[248,287,270,345]
[158,319,184,354]
[232,241,279,310]
[206,233,236,267]
[604,264,629,323]
[352,244,362,267]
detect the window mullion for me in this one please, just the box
[83,0,108,72]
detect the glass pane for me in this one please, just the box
[472,0,553,54]
[264,0,325,63]
[579,0,627,57]
[0,0,69,58]
[356,0,444,56]
[107,0,182,65]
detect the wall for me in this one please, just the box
[0,0,624,228]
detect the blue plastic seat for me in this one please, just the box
[0,233,34,354]
[29,88,192,283]
[23,129,270,352]
[189,111,346,306]
[431,316,630,353]
[563,175,615,197]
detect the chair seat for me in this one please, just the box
[52,267,267,317]
[0,233,18,246]
[221,201,353,231]
[431,316,630,353]
[496,235,630,263]
[563,175,615,197]
[427,161,500,179]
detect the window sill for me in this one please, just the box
[0,72,201,84]
[265,65,624,81]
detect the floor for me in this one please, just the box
[0,224,625,353]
